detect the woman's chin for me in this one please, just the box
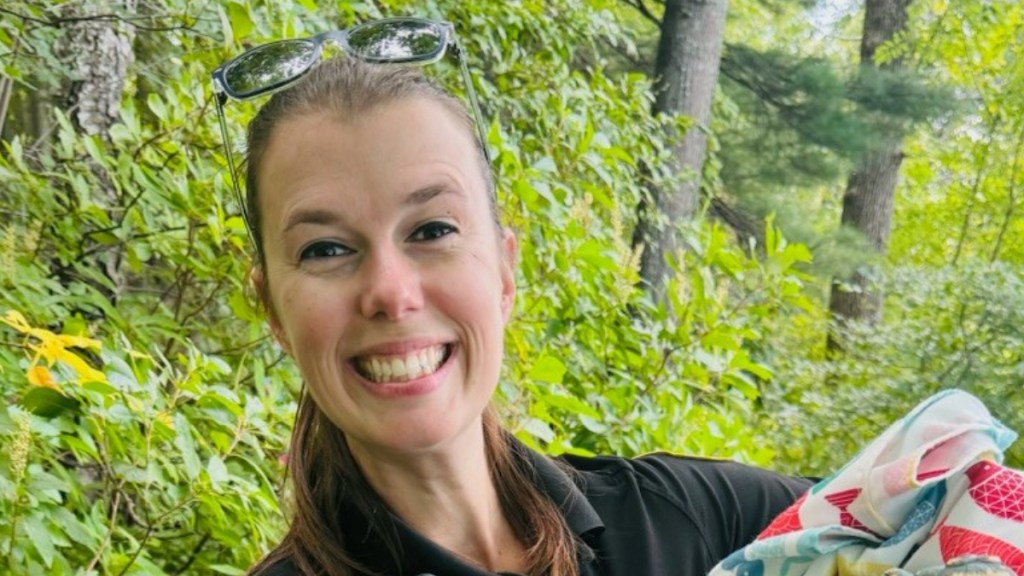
[350,410,484,460]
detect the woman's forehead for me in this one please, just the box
[266,97,478,170]
[257,98,489,222]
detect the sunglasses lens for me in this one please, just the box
[348,20,445,62]
[224,40,317,97]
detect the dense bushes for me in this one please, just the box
[1,0,1020,573]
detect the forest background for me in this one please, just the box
[0,0,1021,574]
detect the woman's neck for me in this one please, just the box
[347,421,529,573]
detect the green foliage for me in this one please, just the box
[714,42,955,281]
[0,322,292,573]
[0,1,311,572]
[0,0,817,572]
[505,216,813,462]
[760,262,1024,474]
[706,1,1023,481]
[754,0,1024,476]
[1,0,1021,573]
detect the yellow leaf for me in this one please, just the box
[4,310,106,385]
[1,309,31,333]
[128,350,153,361]
[57,351,107,384]
[155,411,175,430]
[126,395,144,412]
[27,365,60,391]
[56,333,101,351]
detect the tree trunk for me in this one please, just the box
[633,0,730,304]
[55,1,136,137]
[53,1,137,304]
[827,0,911,342]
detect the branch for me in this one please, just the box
[0,6,212,36]
[178,275,230,325]
[171,532,211,575]
[0,36,21,138]
[951,127,995,265]
[0,341,32,351]
[603,37,649,70]
[84,488,120,572]
[989,121,1024,262]
[115,493,197,576]
[620,0,661,26]
[708,196,763,252]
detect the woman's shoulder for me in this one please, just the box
[560,451,812,520]
[558,451,813,557]
[563,450,809,489]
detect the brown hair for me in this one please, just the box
[244,58,579,576]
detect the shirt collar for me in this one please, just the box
[339,439,605,574]
[522,445,605,543]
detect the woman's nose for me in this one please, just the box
[358,247,424,320]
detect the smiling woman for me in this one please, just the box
[215,23,812,576]
[255,96,515,460]
[241,56,574,576]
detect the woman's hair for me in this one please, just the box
[244,57,579,576]
[243,56,496,270]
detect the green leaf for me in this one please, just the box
[521,417,555,443]
[207,454,229,490]
[22,514,56,568]
[82,380,119,396]
[174,413,201,481]
[539,390,601,419]
[723,371,759,400]
[20,387,80,418]
[226,3,254,40]
[147,93,167,123]
[528,355,567,384]
[52,507,98,548]
[27,470,68,494]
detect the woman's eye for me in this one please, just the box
[299,241,352,261]
[410,221,457,242]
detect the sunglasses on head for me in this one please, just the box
[210,17,489,246]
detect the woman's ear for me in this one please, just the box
[499,228,518,324]
[251,268,292,356]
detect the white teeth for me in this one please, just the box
[357,345,447,383]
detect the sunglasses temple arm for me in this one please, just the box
[215,93,259,250]
[454,45,491,164]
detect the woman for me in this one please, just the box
[226,38,811,576]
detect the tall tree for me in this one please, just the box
[51,1,138,311]
[631,0,730,304]
[827,0,912,336]
[55,1,136,137]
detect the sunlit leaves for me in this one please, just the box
[1,0,1019,573]
[2,310,106,390]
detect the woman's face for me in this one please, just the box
[256,97,516,459]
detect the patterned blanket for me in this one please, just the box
[709,389,1023,576]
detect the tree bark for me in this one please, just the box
[52,0,137,304]
[633,0,730,304]
[827,0,911,341]
[55,1,136,136]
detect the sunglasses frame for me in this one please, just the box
[211,17,490,248]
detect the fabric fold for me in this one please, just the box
[709,389,1024,576]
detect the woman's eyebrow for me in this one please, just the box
[404,183,461,206]
[282,184,461,233]
[283,208,341,233]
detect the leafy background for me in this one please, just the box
[0,0,1021,573]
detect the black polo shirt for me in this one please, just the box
[257,448,812,576]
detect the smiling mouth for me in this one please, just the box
[353,344,453,383]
